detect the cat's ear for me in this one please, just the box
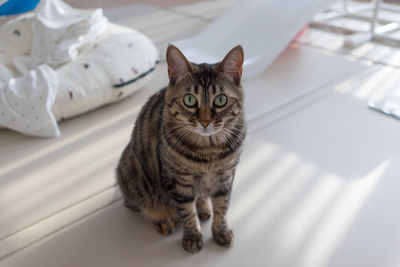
[219,45,244,85]
[166,44,192,85]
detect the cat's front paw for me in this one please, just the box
[213,228,234,247]
[182,232,203,253]
[198,210,211,221]
[196,196,212,221]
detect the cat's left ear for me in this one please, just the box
[219,45,244,85]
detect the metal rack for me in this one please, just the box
[311,0,400,48]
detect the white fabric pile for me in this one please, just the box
[0,0,159,137]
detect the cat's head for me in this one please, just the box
[165,44,244,137]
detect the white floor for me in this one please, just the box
[1,1,400,267]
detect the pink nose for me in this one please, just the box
[199,120,211,128]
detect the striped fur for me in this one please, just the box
[117,45,245,253]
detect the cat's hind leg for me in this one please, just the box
[117,170,141,212]
[142,205,179,236]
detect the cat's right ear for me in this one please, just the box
[219,45,244,85]
[166,44,192,85]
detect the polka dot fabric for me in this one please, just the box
[0,13,33,69]
[0,65,59,137]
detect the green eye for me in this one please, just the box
[214,94,227,107]
[183,94,197,107]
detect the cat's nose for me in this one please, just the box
[199,120,211,128]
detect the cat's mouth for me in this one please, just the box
[191,124,221,137]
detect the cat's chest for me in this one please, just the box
[193,174,217,195]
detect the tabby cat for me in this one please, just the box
[117,44,246,253]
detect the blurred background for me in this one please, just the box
[1,1,400,267]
